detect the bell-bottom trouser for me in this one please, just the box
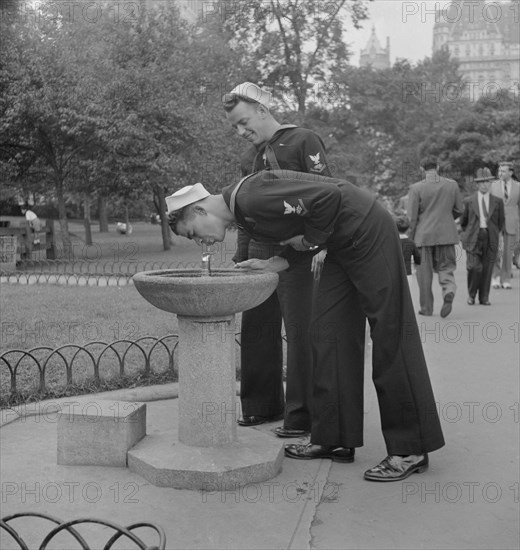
[310,202,445,455]
[240,241,315,430]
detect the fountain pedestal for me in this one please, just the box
[177,315,237,447]
[129,269,284,490]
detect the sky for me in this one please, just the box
[347,0,454,65]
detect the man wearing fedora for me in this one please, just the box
[460,168,505,305]
[221,82,332,438]
[490,161,520,289]
[164,170,445,482]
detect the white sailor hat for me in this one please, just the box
[165,183,210,213]
[226,82,272,108]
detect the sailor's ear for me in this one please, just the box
[257,104,269,118]
[193,205,207,216]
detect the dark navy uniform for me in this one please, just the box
[224,170,445,455]
[236,126,331,430]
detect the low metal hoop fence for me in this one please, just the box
[0,259,207,286]
[0,335,180,403]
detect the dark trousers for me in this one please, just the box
[467,229,497,302]
[310,202,445,455]
[240,241,315,430]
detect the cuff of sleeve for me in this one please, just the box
[278,247,317,271]
[232,252,249,263]
[304,227,332,246]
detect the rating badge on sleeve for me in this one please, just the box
[283,199,308,216]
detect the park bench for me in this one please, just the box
[0,219,56,266]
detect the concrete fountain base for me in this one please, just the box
[130,268,284,491]
[128,426,284,490]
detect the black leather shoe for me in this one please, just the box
[418,310,432,316]
[364,454,428,482]
[274,426,309,438]
[284,443,355,463]
[237,413,283,426]
[440,292,454,318]
[467,297,475,305]
[480,300,491,305]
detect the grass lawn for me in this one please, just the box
[1,285,178,351]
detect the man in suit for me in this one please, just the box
[408,157,464,318]
[490,161,520,289]
[460,168,505,305]
[222,83,331,438]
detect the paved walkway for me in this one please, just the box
[1,266,519,549]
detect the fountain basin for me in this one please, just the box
[132,268,279,317]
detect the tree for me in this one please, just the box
[0,8,113,248]
[430,90,520,182]
[95,1,243,249]
[317,49,472,200]
[1,0,243,251]
[210,0,370,114]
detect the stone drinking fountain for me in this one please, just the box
[128,255,284,490]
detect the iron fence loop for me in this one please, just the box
[1,512,166,550]
[1,512,89,550]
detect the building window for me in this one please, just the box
[466,47,471,57]
[454,46,459,57]
[478,45,483,56]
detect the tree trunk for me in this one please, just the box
[83,194,93,245]
[56,177,71,257]
[298,91,306,114]
[98,194,109,232]
[153,184,171,250]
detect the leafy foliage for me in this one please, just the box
[211,0,370,113]
[314,49,518,201]
[1,0,243,248]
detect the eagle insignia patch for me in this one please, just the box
[309,152,325,173]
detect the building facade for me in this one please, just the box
[432,0,519,98]
[359,26,391,70]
